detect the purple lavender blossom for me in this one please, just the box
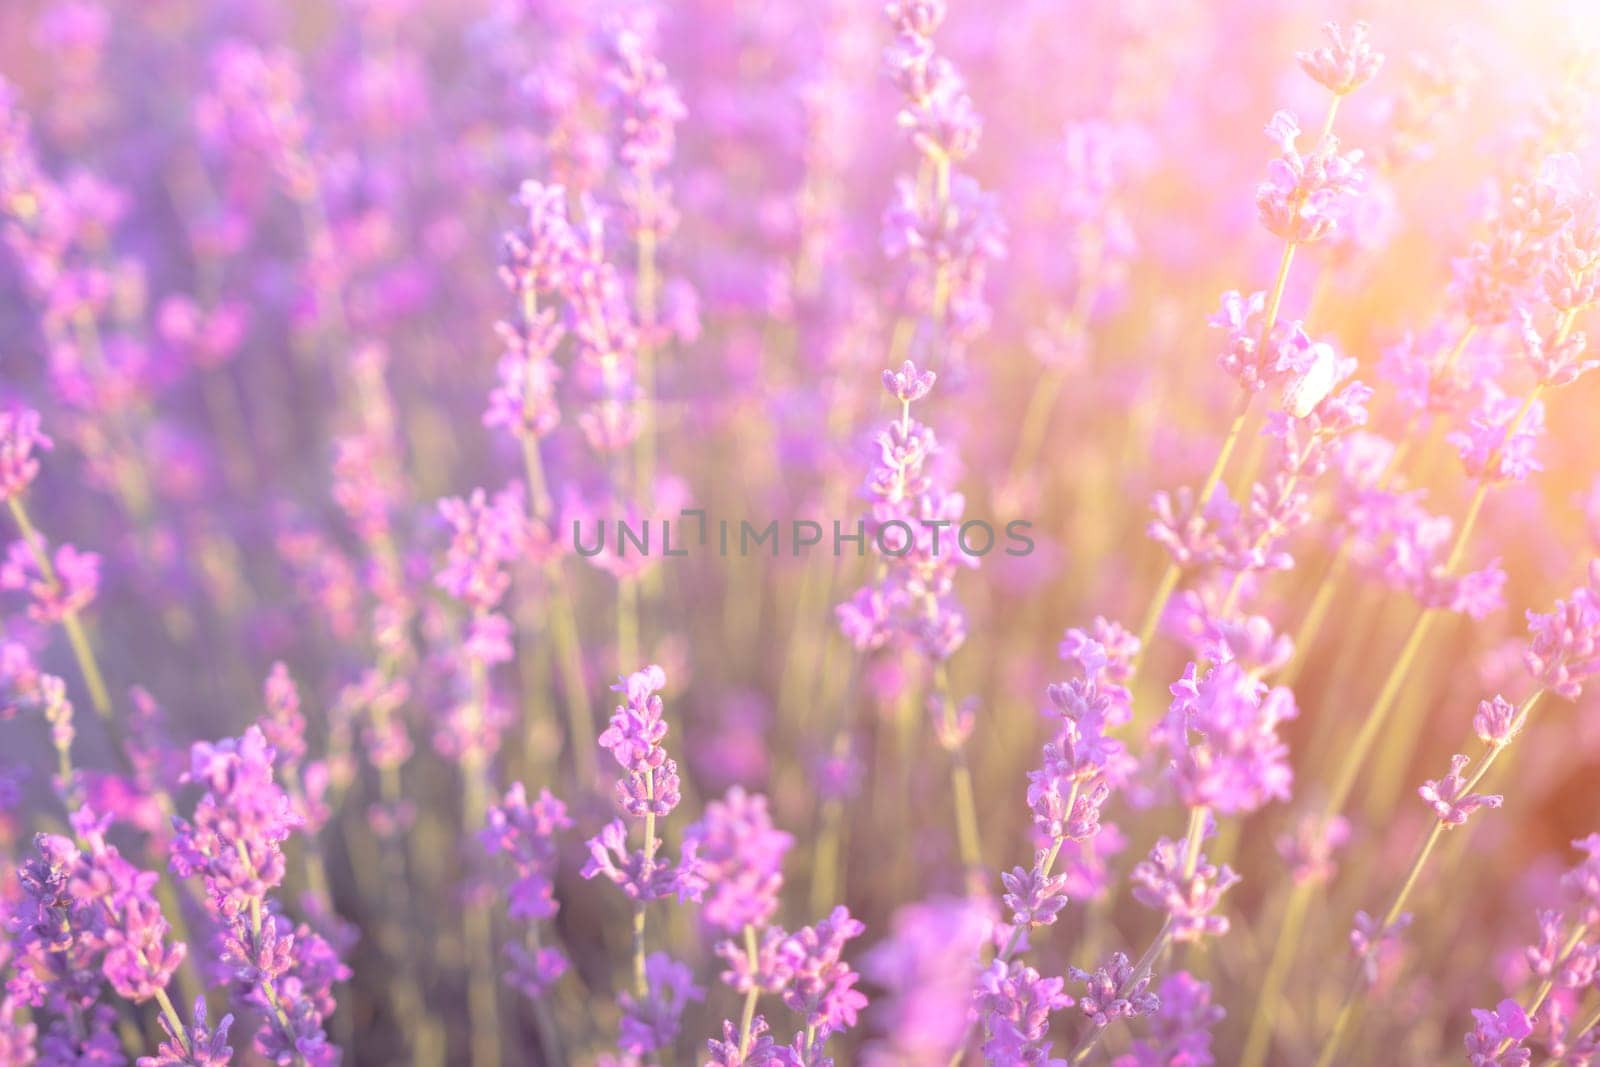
[1068,951,1159,1030]
[683,787,792,934]
[1418,754,1503,825]
[974,959,1074,1064]
[1131,835,1240,943]
[1159,661,1297,816]
[0,409,51,501]
[618,952,704,1057]
[1524,563,1600,700]
[1465,999,1534,1066]
[781,907,868,1036]
[1111,972,1224,1067]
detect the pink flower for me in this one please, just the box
[0,408,51,500]
[1418,754,1502,826]
[1296,21,1384,96]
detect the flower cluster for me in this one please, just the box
[481,783,572,999]
[169,727,346,1065]
[1159,661,1297,816]
[836,361,971,661]
[1131,833,1241,944]
[582,666,700,903]
[0,409,50,501]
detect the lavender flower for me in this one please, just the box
[1524,563,1600,700]
[140,997,233,1067]
[618,952,703,1057]
[1112,972,1224,1067]
[169,727,344,1065]
[1068,951,1159,1029]
[481,783,570,921]
[1159,661,1297,816]
[683,787,792,934]
[1256,111,1367,245]
[1448,386,1545,484]
[781,907,868,1035]
[1418,754,1503,825]
[1131,835,1240,943]
[1,539,100,624]
[1296,21,1385,96]
[974,959,1074,1064]
[0,409,51,501]
[1465,999,1534,1067]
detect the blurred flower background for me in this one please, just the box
[4,0,1600,1064]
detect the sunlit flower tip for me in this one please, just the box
[1418,754,1502,826]
[0,408,51,501]
[882,360,937,404]
[1473,695,1520,747]
[1297,21,1385,96]
[885,0,947,38]
[1518,309,1596,387]
[1067,951,1159,1029]
[1256,130,1366,244]
[1001,854,1070,928]
[1464,999,1533,1066]
[612,663,668,703]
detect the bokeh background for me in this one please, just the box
[4,0,1600,1064]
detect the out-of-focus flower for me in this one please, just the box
[618,952,703,1057]
[1,540,99,623]
[1296,21,1385,96]
[1276,814,1352,886]
[1114,972,1224,1067]
[1465,998,1533,1066]
[0,409,51,501]
[782,906,868,1035]
[683,787,792,934]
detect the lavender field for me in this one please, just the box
[4,0,1600,1064]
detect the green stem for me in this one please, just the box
[737,924,760,1056]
